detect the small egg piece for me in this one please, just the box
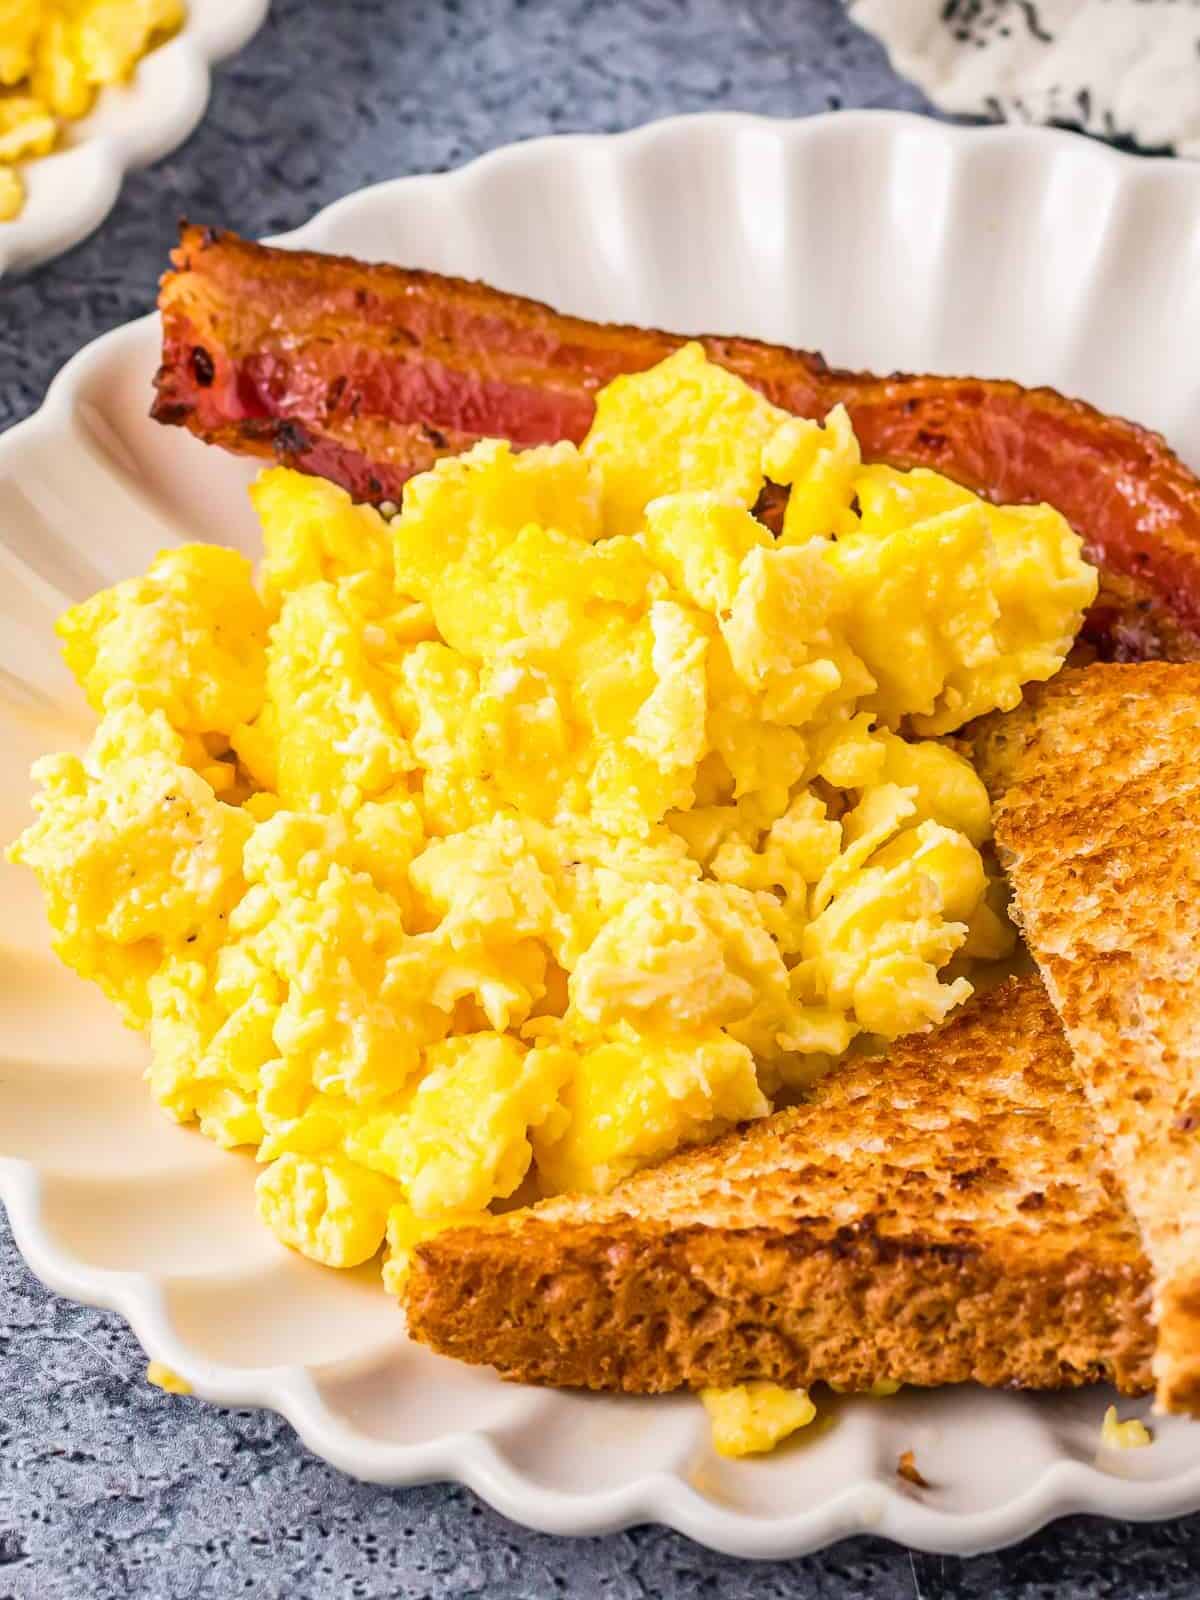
[148,956,273,1148]
[639,492,770,616]
[701,1383,817,1457]
[0,93,56,162]
[832,465,1097,734]
[30,12,91,117]
[348,1032,569,1216]
[73,0,186,86]
[0,166,24,220]
[381,1203,484,1296]
[146,1361,192,1396]
[393,438,602,601]
[251,465,394,616]
[530,1024,767,1196]
[262,581,411,811]
[1101,1406,1152,1449]
[582,342,785,536]
[762,403,861,544]
[256,1153,399,1269]
[57,543,267,739]
[0,1,41,86]
[6,704,252,1027]
[800,826,977,1040]
[720,542,874,728]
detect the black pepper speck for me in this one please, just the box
[190,347,215,387]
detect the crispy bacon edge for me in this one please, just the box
[153,223,1200,660]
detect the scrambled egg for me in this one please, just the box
[700,1376,903,1459]
[145,1360,192,1396]
[9,344,1097,1306]
[0,166,24,221]
[701,1382,817,1457]
[0,0,184,220]
[1101,1406,1152,1449]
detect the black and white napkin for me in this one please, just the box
[849,1,1200,156]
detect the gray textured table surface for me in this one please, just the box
[2,2,1198,1595]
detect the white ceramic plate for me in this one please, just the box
[3,110,1200,1559]
[0,0,268,275]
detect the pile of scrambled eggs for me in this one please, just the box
[0,0,184,220]
[10,346,1097,1321]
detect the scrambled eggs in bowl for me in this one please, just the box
[0,0,185,219]
[9,344,1097,1306]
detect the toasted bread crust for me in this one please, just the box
[406,979,1154,1395]
[411,1218,1149,1395]
[980,663,1200,1414]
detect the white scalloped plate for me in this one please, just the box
[0,0,268,275]
[4,111,1200,1559]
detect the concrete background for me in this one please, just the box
[3,2,1199,1593]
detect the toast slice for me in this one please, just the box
[404,977,1153,1396]
[974,661,1200,1414]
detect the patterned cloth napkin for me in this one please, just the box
[849,1,1200,156]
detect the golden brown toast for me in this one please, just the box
[405,978,1153,1396]
[974,662,1200,1415]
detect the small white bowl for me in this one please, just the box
[0,0,268,275]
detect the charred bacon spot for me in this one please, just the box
[367,474,383,496]
[326,375,348,416]
[273,419,312,457]
[191,346,215,387]
[1108,621,1168,663]
[916,427,947,452]
[153,401,191,426]
[752,481,787,537]
[422,423,448,450]
[199,225,223,249]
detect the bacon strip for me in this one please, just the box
[154,224,1200,658]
